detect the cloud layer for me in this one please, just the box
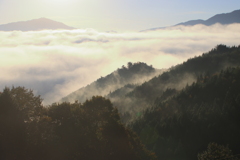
[1,24,240,104]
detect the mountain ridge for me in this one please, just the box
[145,9,240,31]
[107,45,240,124]
[177,9,240,26]
[61,45,240,125]
[61,62,164,104]
[0,18,75,31]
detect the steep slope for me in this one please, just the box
[128,45,240,102]
[113,45,240,124]
[131,67,240,160]
[0,18,75,31]
[61,62,163,103]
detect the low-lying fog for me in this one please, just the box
[1,24,240,104]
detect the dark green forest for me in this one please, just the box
[131,67,240,159]
[1,45,240,159]
[127,45,240,160]
[0,87,156,160]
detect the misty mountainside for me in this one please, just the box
[107,84,138,99]
[61,62,163,104]
[130,66,240,160]
[127,44,240,102]
[146,9,240,31]
[2,45,240,160]
[111,45,240,124]
[0,18,75,31]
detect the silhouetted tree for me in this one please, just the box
[198,143,239,160]
[0,88,27,159]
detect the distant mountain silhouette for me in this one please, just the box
[0,18,75,31]
[177,9,240,26]
[145,9,240,31]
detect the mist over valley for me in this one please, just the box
[1,23,240,104]
[1,7,240,160]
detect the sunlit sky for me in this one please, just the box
[0,0,240,31]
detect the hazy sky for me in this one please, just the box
[0,0,240,31]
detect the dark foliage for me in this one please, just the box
[131,67,240,160]
[198,142,240,160]
[0,88,156,160]
[0,88,27,159]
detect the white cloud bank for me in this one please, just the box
[0,24,240,104]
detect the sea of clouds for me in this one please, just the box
[1,24,240,105]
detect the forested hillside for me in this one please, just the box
[61,62,163,103]
[130,66,240,159]
[62,45,240,126]
[113,45,240,124]
[127,45,240,102]
[1,44,240,160]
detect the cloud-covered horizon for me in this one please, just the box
[1,24,240,105]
